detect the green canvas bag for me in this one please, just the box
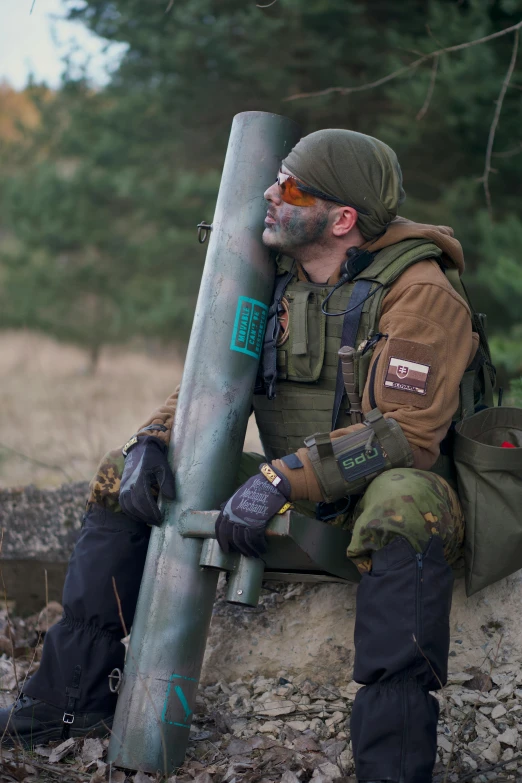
[454,407,522,596]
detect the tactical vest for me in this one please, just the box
[254,239,495,464]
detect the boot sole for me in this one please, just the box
[1,716,113,750]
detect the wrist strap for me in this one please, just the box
[259,463,292,514]
[122,424,168,456]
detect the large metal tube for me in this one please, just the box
[108,112,301,774]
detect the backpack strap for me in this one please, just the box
[445,268,496,413]
[257,268,295,400]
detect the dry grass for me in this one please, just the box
[0,330,262,489]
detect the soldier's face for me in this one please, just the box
[262,166,332,253]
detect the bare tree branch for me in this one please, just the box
[481,29,519,220]
[493,141,522,158]
[0,441,73,482]
[112,576,128,637]
[416,54,439,121]
[257,0,278,6]
[284,20,522,101]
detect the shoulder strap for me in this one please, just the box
[331,280,373,430]
[445,267,496,411]
[258,268,296,400]
[332,240,445,431]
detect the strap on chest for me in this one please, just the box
[259,270,295,400]
[331,280,373,430]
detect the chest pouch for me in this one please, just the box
[278,289,326,383]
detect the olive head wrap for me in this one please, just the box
[283,129,406,240]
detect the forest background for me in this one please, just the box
[0,0,521,486]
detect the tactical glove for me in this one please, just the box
[215,464,292,558]
[119,435,176,525]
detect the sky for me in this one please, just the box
[0,0,127,89]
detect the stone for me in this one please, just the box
[193,774,213,783]
[447,671,475,685]
[280,772,300,783]
[133,772,155,783]
[438,736,453,753]
[324,711,344,728]
[460,690,485,705]
[461,756,477,770]
[81,738,105,764]
[475,712,499,736]
[338,746,353,772]
[322,740,347,764]
[226,736,266,756]
[33,746,53,758]
[293,735,320,753]
[496,683,515,700]
[491,703,507,720]
[498,727,518,747]
[449,691,463,708]
[501,747,514,761]
[259,721,281,734]
[311,762,342,783]
[338,682,360,699]
[286,721,309,731]
[257,700,296,717]
[483,740,502,764]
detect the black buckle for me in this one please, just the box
[315,497,352,522]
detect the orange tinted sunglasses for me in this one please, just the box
[276,171,319,206]
[276,170,369,213]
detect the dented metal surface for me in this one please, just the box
[107,112,301,774]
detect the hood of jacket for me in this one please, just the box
[364,216,464,274]
[294,216,464,284]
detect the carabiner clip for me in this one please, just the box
[197,221,213,244]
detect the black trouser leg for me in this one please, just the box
[350,535,453,783]
[25,505,150,714]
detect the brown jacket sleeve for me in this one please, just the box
[136,385,180,447]
[274,260,476,501]
[87,386,180,509]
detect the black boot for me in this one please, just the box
[350,535,453,783]
[16,504,150,744]
[0,693,113,749]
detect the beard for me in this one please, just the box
[262,205,330,253]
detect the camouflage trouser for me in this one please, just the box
[87,448,125,513]
[238,453,465,575]
[90,449,465,575]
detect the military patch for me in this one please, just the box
[337,442,386,482]
[277,296,290,347]
[384,356,430,396]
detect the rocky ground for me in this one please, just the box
[1,590,522,783]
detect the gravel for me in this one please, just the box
[1,603,522,782]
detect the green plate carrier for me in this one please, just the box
[253,239,495,469]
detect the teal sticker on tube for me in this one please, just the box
[161,673,198,728]
[230,297,268,360]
